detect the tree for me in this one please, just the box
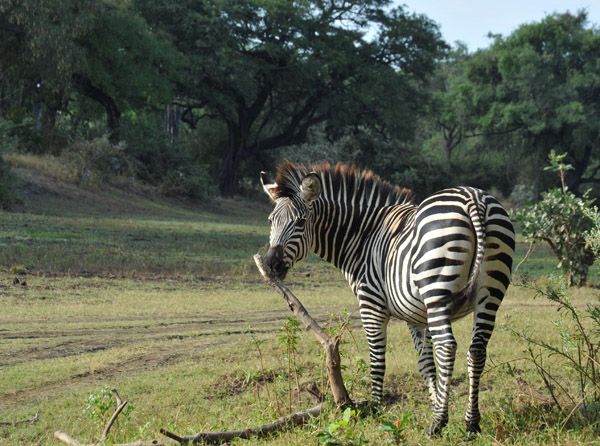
[460,11,600,194]
[74,3,178,135]
[137,0,446,196]
[0,1,177,140]
[0,0,96,130]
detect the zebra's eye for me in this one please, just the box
[295,218,306,228]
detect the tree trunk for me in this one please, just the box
[566,144,592,194]
[72,73,121,136]
[163,104,180,139]
[215,124,248,197]
[215,146,241,197]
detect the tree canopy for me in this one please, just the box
[1,2,599,199]
[136,0,446,195]
[436,11,600,194]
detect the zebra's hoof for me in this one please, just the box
[465,420,481,435]
[427,417,448,437]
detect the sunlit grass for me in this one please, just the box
[1,177,599,445]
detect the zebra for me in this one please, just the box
[260,161,514,436]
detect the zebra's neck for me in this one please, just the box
[311,198,415,285]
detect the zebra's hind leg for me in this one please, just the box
[408,324,436,405]
[426,308,458,436]
[465,295,502,434]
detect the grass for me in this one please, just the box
[0,171,599,445]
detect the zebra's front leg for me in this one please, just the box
[427,309,458,436]
[359,303,390,404]
[408,324,436,406]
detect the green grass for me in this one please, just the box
[1,176,599,445]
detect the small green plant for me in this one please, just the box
[278,316,302,411]
[513,150,597,286]
[247,325,281,416]
[379,412,411,445]
[317,407,369,445]
[83,386,133,427]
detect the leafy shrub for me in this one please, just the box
[509,277,600,426]
[63,136,135,186]
[0,156,15,209]
[158,164,214,199]
[513,150,597,286]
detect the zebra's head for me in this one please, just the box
[260,170,322,280]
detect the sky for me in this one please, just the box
[397,0,599,51]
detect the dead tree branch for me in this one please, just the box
[253,253,352,407]
[0,411,40,426]
[159,254,357,444]
[56,254,360,446]
[160,403,324,444]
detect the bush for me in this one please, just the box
[509,277,600,426]
[63,136,135,186]
[0,118,17,208]
[513,150,598,286]
[158,164,214,199]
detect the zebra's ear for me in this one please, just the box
[260,171,278,200]
[301,173,321,204]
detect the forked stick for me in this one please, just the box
[252,254,351,407]
[54,389,172,446]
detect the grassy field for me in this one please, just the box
[1,173,599,445]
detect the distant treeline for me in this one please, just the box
[1,1,598,201]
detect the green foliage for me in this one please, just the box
[317,407,369,446]
[64,136,134,186]
[585,207,600,257]
[136,0,446,195]
[83,386,133,427]
[513,151,598,285]
[470,12,600,193]
[379,413,411,445]
[158,164,214,199]
[0,156,15,209]
[508,278,600,425]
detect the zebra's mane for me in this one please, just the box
[271,161,414,207]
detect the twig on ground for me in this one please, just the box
[54,389,173,446]
[0,411,40,426]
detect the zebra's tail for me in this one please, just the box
[458,192,487,304]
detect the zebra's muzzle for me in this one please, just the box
[265,245,289,279]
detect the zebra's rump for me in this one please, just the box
[381,186,514,326]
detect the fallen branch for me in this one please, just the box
[159,254,358,444]
[0,411,40,426]
[53,430,172,446]
[160,403,324,444]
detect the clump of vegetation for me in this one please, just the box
[508,191,600,430]
[513,150,598,286]
[317,407,368,446]
[83,386,133,427]
[508,277,600,428]
[64,136,135,186]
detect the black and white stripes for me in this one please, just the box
[261,162,514,436]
